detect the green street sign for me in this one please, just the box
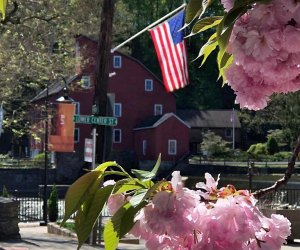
[73,115,118,126]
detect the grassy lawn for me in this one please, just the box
[57,221,75,232]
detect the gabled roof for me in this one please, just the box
[134,112,190,131]
[31,75,79,102]
[176,109,241,128]
[75,35,177,97]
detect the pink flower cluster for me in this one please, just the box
[221,0,300,110]
[107,172,291,250]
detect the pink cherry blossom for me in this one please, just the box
[221,0,234,12]
[125,172,291,249]
[225,0,300,110]
[107,193,126,215]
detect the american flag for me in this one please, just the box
[150,10,189,92]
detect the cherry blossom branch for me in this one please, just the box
[253,136,300,199]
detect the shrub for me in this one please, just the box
[273,151,292,161]
[34,153,45,160]
[48,185,58,222]
[201,131,230,157]
[267,137,279,155]
[1,185,9,197]
[247,143,268,156]
[0,154,9,159]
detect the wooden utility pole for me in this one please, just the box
[90,0,116,245]
[94,0,116,164]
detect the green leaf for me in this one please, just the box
[195,33,217,65]
[186,16,222,37]
[184,0,203,27]
[94,161,118,172]
[219,50,233,70]
[184,0,213,28]
[62,171,101,225]
[103,201,148,250]
[217,4,247,56]
[103,170,130,178]
[129,189,148,207]
[131,154,161,180]
[114,179,146,194]
[63,161,118,225]
[0,0,7,20]
[218,53,233,84]
[130,169,152,179]
[75,185,114,249]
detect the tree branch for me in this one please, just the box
[22,14,59,23]
[253,136,300,199]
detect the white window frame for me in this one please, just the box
[145,79,153,92]
[168,140,177,155]
[114,103,122,117]
[113,56,122,68]
[142,140,147,156]
[225,128,232,138]
[113,129,122,143]
[74,102,80,115]
[74,128,80,143]
[154,104,163,116]
[81,75,91,88]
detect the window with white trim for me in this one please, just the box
[113,129,122,143]
[81,75,91,88]
[168,140,177,155]
[74,128,80,143]
[114,103,122,117]
[74,102,80,115]
[225,128,232,138]
[154,104,163,116]
[142,140,147,156]
[113,56,122,68]
[145,79,153,91]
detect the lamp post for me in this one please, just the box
[41,83,49,226]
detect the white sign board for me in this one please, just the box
[84,138,93,162]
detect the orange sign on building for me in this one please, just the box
[49,103,75,152]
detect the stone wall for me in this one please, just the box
[55,151,86,184]
[0,168,56,191]
[0,198,20,240]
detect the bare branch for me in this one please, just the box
[22,14,59,23]
[253,137,300,199]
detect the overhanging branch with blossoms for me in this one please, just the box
[61,0,300,249]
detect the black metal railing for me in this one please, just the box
[257,189,300,209]
[10,189,110,222]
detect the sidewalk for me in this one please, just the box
[0,223,299,250]
[0,223,146,250]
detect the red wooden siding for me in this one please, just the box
[134,115,190,161]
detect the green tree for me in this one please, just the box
[48,185,58,222]
[1,185,9,197]
[266,137,279,155]
[201,130,230,157]
[247,143,267,156]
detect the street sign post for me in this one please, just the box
[73,115,117,126]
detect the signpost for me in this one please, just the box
[75,114,118,167]
[73,115,117,126]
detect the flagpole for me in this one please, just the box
[111,3,187,53]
